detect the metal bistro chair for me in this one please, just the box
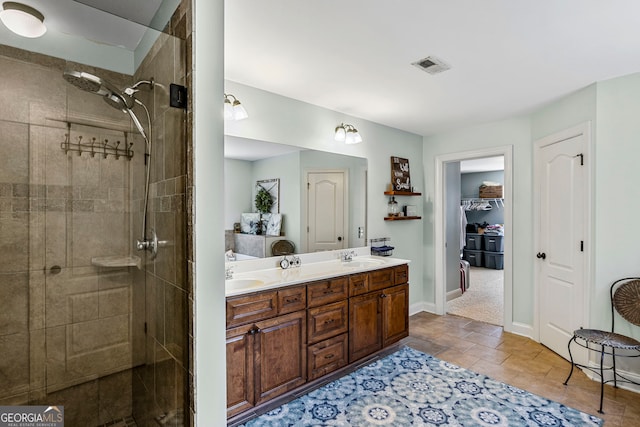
[563,277,640,414]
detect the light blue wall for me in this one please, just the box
[423,117,533,323]
[593,73,640,343]
[224,158,253,229]
[224,81,425,306]
[425,72,640,341]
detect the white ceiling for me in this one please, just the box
[225,0,640,137]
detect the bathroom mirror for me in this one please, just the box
[224,135,368,259]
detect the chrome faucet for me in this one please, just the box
[225,266,234,279]
[341,250,356,262]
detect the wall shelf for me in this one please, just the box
[384,191,422,196]
[384,216,422,221]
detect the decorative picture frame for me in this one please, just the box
[256,178,280,213]
[390,157,411,191]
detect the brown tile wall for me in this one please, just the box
[0,2,190,424]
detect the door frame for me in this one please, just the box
[434,146,513,331]
[533,122,593,343]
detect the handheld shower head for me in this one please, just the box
[63,70,148,139]
[63,70,116,97]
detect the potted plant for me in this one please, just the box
[255,187,273,234]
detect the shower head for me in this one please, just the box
[63,70,148,139]
[63,70,116,97]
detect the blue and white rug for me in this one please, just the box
[240,346,603,426]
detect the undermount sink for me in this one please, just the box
[342,259,386,268]
[226,278,265,291]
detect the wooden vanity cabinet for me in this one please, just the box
[349,266,409,363]
[226,264,409,420]
[226,286,307,418]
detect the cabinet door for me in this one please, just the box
[382,284,409,346]
[307,300,348,344]
[349,291,382,362]
[254,310,307,404]
[226,324,255,418]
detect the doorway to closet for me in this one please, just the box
[449,157,505,326]
[434,146,513,331]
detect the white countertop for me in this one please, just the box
[225,248,410,297]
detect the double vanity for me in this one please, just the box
[225,248,410,420]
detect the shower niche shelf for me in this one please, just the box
[91,256,141,269]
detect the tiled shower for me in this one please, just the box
[0,2,190,426]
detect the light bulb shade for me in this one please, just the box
[0,2,46,38]
[334,125,346,141]
[345,129,356,144]
[353,131,363,144]
[223,99,233,120]
[232,100,248,120]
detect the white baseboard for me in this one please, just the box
[446,288,462,301]
[506,321,534,339]
[409,301,436,316]
[579,364,640,394]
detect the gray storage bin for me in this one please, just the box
[463,249,484,267]
[483,251,504,269]
[465,233,484,250]
[483,234,504,252]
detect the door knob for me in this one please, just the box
[337,236,342,241]
[536,252,546,260]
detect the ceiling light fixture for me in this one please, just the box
[334,123,362,144]
[224,93,248,120]
[0,2,46,38]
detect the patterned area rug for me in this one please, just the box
[240,346,602,426]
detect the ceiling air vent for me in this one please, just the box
[411,56,450,75]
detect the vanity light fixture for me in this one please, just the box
[0,2,46,38]
[334,123,362,144]
[224,93,248,120]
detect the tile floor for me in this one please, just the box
[406,312,640,427]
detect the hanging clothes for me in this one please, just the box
[460,206,468,250]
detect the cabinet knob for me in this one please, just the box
[248,327,260,335]
[380,293,387,298]
[324,354,335,359]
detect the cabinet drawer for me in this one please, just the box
[369,267,394,292]
[394,264,409,285]
[307,333,348,381]
[307,300,348,344]
[349,273,369,296]
[278,285,307,314]
[307,277,348,307]
[226,291,278,327]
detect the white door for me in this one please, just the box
[307,171,346,252]
[536,124,589,362]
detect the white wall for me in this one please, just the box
[224,80,425,306]
[194,0,226,425]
